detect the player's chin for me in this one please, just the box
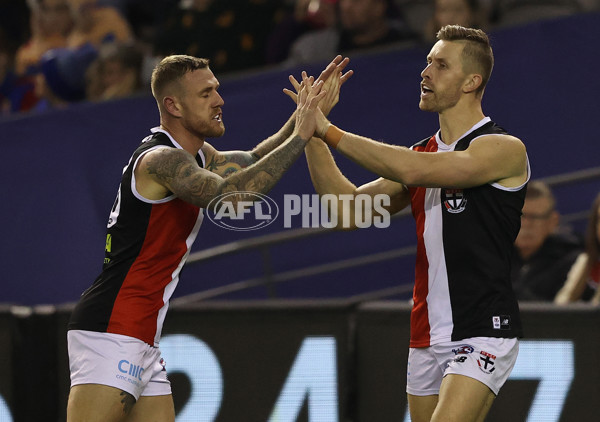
[209,125,225,138]
[418,100,434,112]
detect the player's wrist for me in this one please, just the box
[322,124,345,149]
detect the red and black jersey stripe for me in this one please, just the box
[68,128,205,346]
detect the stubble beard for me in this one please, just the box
[419,82,463,113]
[187,119,225,140]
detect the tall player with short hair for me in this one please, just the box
[296,25,529,421]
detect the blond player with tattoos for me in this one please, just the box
[66,54,350,422]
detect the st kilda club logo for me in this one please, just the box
[477,350,497,375]
[443,188,467,214]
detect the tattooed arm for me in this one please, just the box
[199,114,296,178]
[201,142,260,178]
[138,134,310,210]
[251,114,296,159]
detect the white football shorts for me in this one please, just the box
[67,330,171,400]
[406,336,519,396]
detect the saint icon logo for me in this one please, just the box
[443,188,467,214]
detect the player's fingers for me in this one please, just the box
[316,57,341,82]
[309,90,328,108]
[311,79,324,93]
[283,88,298,103]
[288,75,301,91]
[297,81,308,106]
[307,81,324,104]
[336,57,350,72]
[340,69,354,85]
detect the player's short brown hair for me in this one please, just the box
[151,55,210,100]
[437,25,494,96]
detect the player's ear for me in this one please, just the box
[463,73,482,94]
[163,96,182,117]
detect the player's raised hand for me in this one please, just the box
[318,68,341,116]
[295,74,327,141]
[283,55,353,115]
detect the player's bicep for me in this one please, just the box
[142,147,224,208]
[414,135,527,188]
[458,135,527,187]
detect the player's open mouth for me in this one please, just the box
[421,84,433,96]
[213,113,222,122]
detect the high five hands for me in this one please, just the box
[294,74,327,141]
[284,55,354,118]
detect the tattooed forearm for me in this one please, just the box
[222,134,307,195]
[205,154,227,172]
[252,114,296,158]
[144,135,307,209]
[206,150,260,177]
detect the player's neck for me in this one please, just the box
[160,123,205,155]
[437,102,485,145]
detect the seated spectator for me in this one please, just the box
[15,0,74,76]
[511,180,583,301]
[85,42,144,101]
[1,0,74,113]
[554,192,600,304]
[422,0,488,44]
[32,42,98,111]
[285,0,417,66]
[66,0,134,48]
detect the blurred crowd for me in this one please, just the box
[0,0,596,116]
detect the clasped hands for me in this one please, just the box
[285,56,353,142]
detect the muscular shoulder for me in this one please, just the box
[140,146,197,179]
[469,133,527,166]
[472,133,525,151]
[471,134,528,187]
[135,147,199,200]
